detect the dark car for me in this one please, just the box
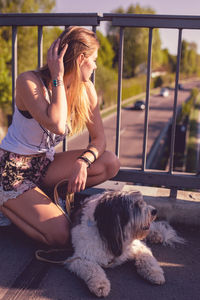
[160,87,169,97]
[133,100,145,110]
[178,84,184,90]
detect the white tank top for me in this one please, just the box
[0,79,68,161]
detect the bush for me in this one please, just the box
[153,76,163,88]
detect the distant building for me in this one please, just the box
[151,68,167,78]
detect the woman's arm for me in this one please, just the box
[67,81,106,193]
[85,80,106,159]
[15,39,68,135]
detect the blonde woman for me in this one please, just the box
[0,26,120,246]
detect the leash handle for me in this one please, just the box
[53,179,74,223]
[35,249,81,265]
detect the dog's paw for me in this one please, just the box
[87,278,111,297]
[147,231,164,244]
[148,269,165,285]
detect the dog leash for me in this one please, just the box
[36,179,76,264]
[35,249,115,267]
[53,179,74,224]
[35,248,81,265]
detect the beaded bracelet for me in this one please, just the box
[77,156,92,168]
[52,79,64,87]
[82,149,97,162]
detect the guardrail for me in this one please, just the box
[1,13,200,191]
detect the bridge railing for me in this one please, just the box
[1,13,200,191]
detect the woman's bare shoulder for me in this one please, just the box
[15,71,45,109]
[16,70,39,86]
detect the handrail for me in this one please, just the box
[0,13,100,26]
[1,13,200,190]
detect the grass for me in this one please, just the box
[185,94,200,173]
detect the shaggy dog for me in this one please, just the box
[61,190,184,297]
[36,190,184,297]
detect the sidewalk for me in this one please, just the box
[0,183,200,300]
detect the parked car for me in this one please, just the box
[133,100,145,110]
[160,87,169,97]
[178,84,184,90]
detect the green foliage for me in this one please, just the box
[185,94,200,173]
[107,4,162,78]
[121,75,146,100]
[0,27,12,110]
[153,76,163,88]
[96,31,114,69]
[0,0,55,13]
[0,0,56,111]
[95,69,148,109]
[160,48,176,73]
[177,88,199,124]
[180,40,199,75]
[191,87,199,99]
[95,64,118,108]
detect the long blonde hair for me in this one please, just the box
[38,26,99,135]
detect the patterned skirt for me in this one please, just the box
[0,148,51,205]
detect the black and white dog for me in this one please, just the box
[63,190,184,297]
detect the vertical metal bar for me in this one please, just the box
[91,25,97,84]
[87,25,97,145]
[169,29,182,174]
[170,188,177,200]
[12,26,17,113]
[62,137,67,152]
[38,26,43,68]
[142,28,153,170]
[115,27,124,157]
[63,26,69,151]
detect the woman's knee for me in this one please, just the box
[45,220,70,247]
[104,151,120,178]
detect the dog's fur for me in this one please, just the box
[64,190,183,297]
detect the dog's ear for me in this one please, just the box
[94,193,130,257]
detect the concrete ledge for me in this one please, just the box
[122,185,200,227]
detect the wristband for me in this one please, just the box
[82,149,97,162]
[52,79,64,87]
[77,156,92,168]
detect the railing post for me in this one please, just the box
[142,28,153,171]
[12,26,17,113]
[115,27,124,157]
[38,26,43,68]
[169,28,183,174]
[91,25,97,85]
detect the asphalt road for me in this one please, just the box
[60,80,200,168]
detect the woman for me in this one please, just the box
[0,26,120,247]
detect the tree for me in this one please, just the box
[0,0,56,111]
[161,48,176,73]
[96,31,114,69]
[0,34,12,112]
[107,4,163,78]
[180,40,199,75]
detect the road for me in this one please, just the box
[58,80,200,168]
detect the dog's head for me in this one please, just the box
[94,191,157,257]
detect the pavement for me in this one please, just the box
[0,181,200,300]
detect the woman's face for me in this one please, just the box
[79,48,98,82]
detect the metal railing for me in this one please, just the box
[1,13,200,191]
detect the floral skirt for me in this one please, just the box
[0,149,52,205]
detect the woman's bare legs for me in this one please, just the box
[0,149,119,246]
[41,149,120,191]
[1,187,70,247]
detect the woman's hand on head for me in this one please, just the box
[67,160,88,193]
[47,38,68,80]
